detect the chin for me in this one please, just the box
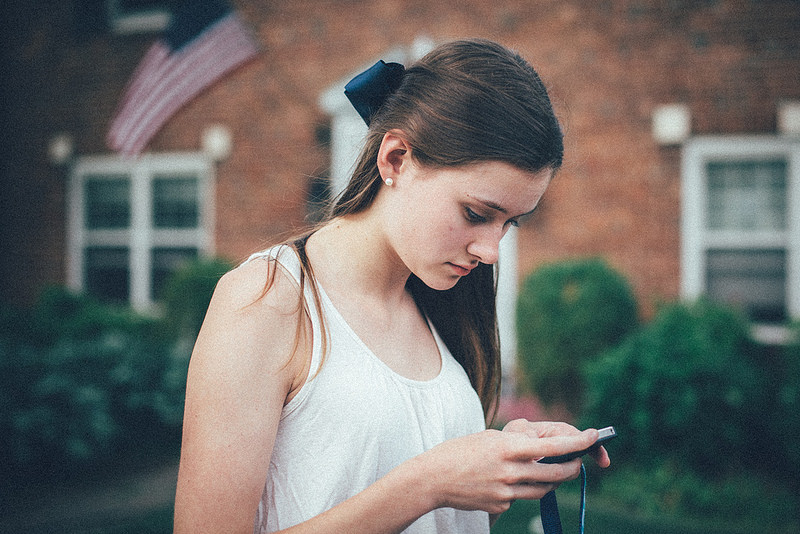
[418,275,462,292]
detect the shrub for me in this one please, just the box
[516,258,638,414]
[586,461,799,529]
[160,257,233,341]
[769,322,800,482]
[0,287,191,480]
[580,299,770,476]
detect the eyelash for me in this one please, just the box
[465,207,487,224]
[465,207,520,228]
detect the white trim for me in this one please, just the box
[681,135,800,321]
[778,100,800,136]
[67,152,214,312]
[107,0,171,35]
[497,228,519,388]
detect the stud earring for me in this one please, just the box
[385,178,394,186]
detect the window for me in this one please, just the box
[682,136,800,336]
[67,154,214,312]
[107,0,173,34]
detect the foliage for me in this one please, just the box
[160,257,233,340]
[580,462,799,532]
[0,257,229,481]
[0,289,187,479]
[516,258,638,414]
[579,299,772,477]
[768,322,800,479]
[492,466,799,534]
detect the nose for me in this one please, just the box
[466,229,503,265]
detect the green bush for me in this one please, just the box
[580,299,770,477]
[516,258,638,414]
[582,461,799,530]
[0,287,192,480]
[1,256,231,483]
[160,257,233,341]
[769,322,800,480]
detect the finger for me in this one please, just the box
[519,456,584,483]
[504,420,581,439]
[505,429,599,461]
[510,481,559,502]
[502,418,532,433]
[529,421,584,438]
[588,445,611,468]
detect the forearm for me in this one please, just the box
[272,456,437,534]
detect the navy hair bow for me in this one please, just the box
[344,60,405,126]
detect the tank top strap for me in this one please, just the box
[242,245,326,413]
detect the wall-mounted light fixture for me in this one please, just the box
[201,124,233,162]
[48,133,74,165]
[652,104,691,146]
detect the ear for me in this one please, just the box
[376,130,413,185]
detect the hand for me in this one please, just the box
[503,419,612,469]
[412,422,601,515]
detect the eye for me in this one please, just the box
[465,207,488,224]
[509,210,536,228]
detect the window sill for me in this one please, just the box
[752,323,797,346]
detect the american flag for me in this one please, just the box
[107,0,259,157]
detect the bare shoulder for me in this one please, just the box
[189,254,308,394]
[175,255,307,532]
[212,254,303,318]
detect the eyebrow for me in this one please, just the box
[472,196,538,218]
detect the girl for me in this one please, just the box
[174,38,610,534]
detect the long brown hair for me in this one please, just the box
[273,39,563,421]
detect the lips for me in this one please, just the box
[449,263,473,276]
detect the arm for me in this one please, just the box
[239,427,603,534]
[174,259,308,533]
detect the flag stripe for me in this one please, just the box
[114,14,239,140]
[107,44,170,143]
[117,15,256,155]
[107,10,258,156]
[109,12,256,151]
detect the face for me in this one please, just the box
[384,159,552,291]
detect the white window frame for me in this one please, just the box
[681,135,800,339]
[107,0,172,35]
[67,153,215,313]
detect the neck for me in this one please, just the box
[305,212,411,305]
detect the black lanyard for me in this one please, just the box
[540,464,587,534]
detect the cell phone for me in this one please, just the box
[538,426,617,464]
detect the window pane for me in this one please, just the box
[85,175,130,229]
[153,176,199,228]
[151,247,198,301]
[706,249,786,323]
[85,247,130,303]
[706,160,786,231]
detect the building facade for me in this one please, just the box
[3,0,799,351]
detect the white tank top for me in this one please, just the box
[249,245,489,533]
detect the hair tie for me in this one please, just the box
[344,60,405,126]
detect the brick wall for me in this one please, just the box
[2,0,799,313]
